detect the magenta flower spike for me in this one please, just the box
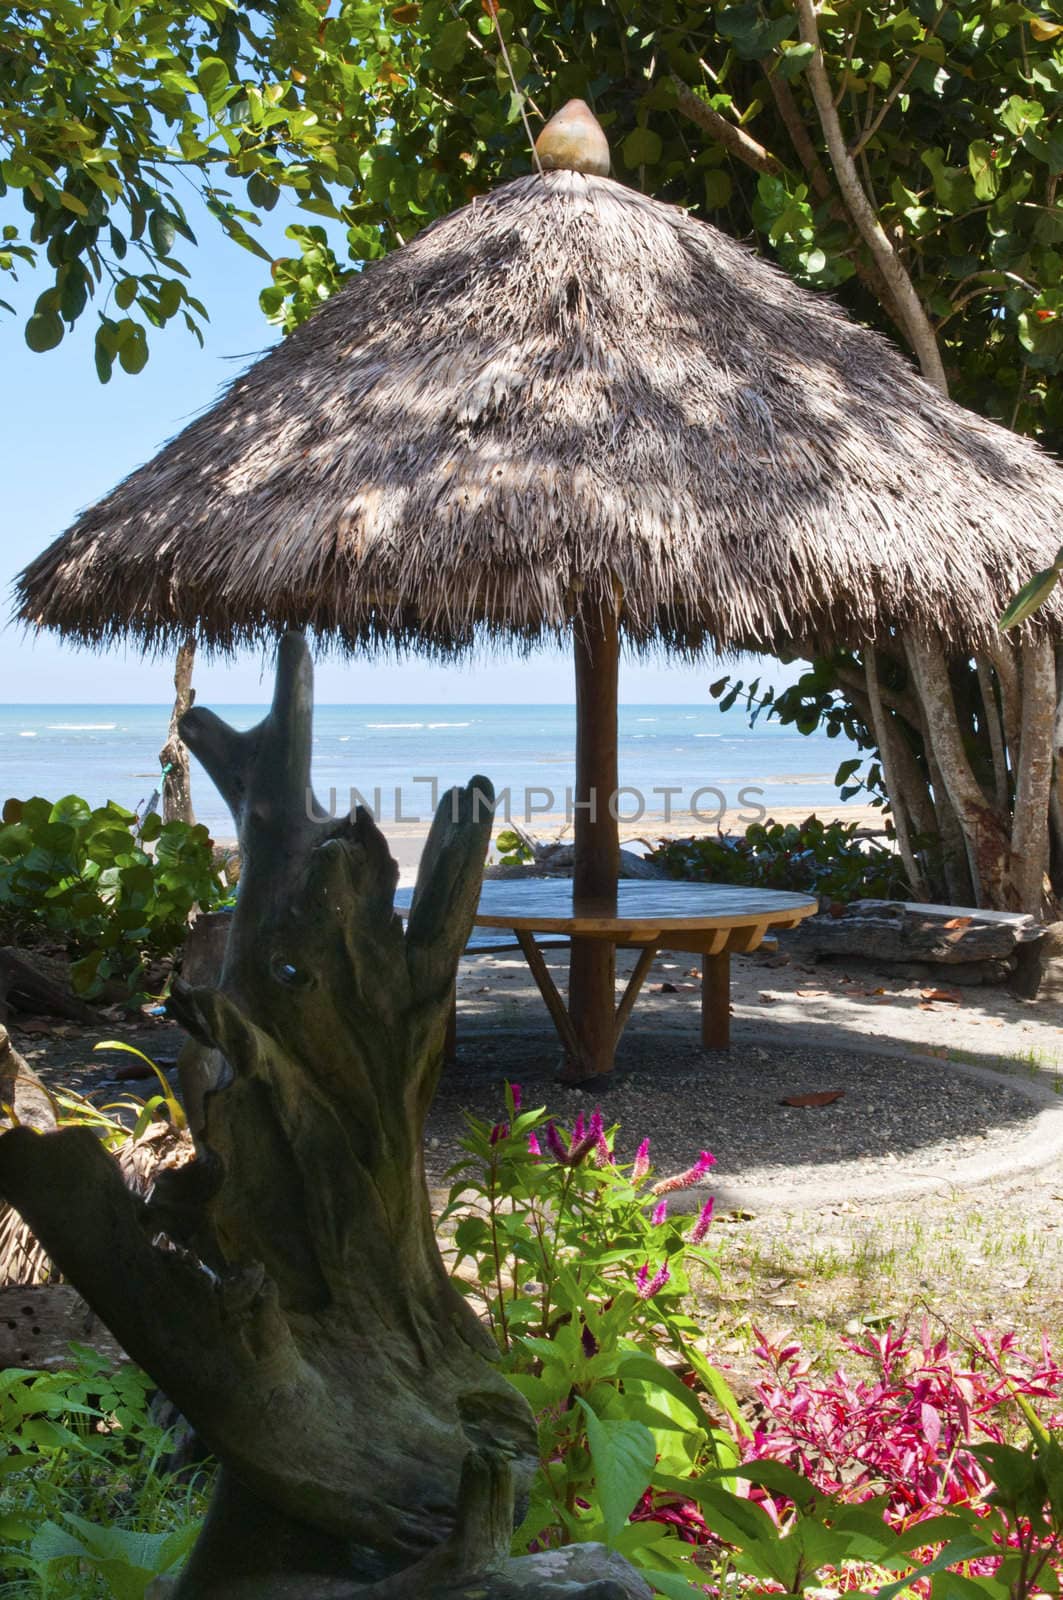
[689,1198,714,1243]
[631,1139,651,1183]
[489,1121,509,1145]
[573,1111,586,1142]
[652,1201,668,1226]
[510,1083,522,1112]
[651,1149,716,1196]
[544,1121,569,1163]
[636,1261,671,1300]
[527,1131,542,1157]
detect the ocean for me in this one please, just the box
[0,703,864,839]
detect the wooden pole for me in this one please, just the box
[566,593,620,1079]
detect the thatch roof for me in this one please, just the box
[18,169,1063,656]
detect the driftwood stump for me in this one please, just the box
[0,635,648,1600]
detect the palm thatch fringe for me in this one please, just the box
[17,171,1063,657]
[0,1121,193,1287]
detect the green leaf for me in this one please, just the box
[999,554,1063,630]
[777,41,814,79]
[575,1397,656,1542]
[118,328,149,374]
[968,140,999,201]
[623,127,663,167]
[114,276,138,310]
[148,210,176,257]
[197,55,233,111]
[703,170,732,208]
[24,311,63,351]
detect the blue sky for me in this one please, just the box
[1,191,787,706]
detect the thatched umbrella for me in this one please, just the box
[17,102,1063,1075]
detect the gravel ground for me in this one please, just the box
[14,939,1063,1370]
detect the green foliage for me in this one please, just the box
[0,0,354,375]
[1001,542,1063,629]
[443,1088,736,1591]
[710,659,888,808]
[649,815,911,901]
[0,1344,210,1597]
[493,827,535,866]
[0,794,224,997]
[253,0,1063,455]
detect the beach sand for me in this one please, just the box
[373,803,884,882]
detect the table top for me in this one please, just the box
[395,878,818,936]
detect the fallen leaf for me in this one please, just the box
[794,988,829,998]
[780,1089,845,1108]
[943,917,972,930]
[758,992,778,1005]
[655,981,679,993]
[768,1296,799,1308]
[111,1060,155,1082]
[12,1020,56,1036]
[921,987,962,1004]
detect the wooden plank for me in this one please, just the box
[613,943,659,1048]
[514,931,581,1061]
[701,953,731,1050]
[725,922,770,955]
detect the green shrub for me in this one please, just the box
[648,815,910,902]
[0,1345,210,1599]
[0,795,225,998]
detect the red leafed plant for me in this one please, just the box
[745,1320,1063,1521]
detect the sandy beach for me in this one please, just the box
[360,802,885,883]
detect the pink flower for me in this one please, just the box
[689,1198,714,1243]
[573,1111,586,1142]
[593,1114,613,1165]
[652,1200,668,1226]
[527,1131,542,1157]
[635,1261,671,1300]
[489,1121,509,1145]
[631,1138,651,1183]
[510,1083,522,1111]
[651,1150,715,1196]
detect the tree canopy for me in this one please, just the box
[259,0,1063,450]
[0,0,354,377]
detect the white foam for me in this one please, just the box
[366,722,425,729]
[19,731,37,738]
[427,721,470,729]
[47,722,117,731]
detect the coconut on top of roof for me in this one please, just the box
[16,99,1063,658]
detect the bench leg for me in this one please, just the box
[701,952,731,1049]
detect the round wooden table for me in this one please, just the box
[397,879,818,1071]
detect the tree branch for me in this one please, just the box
[670,75,782,175]
[793,0,949,393]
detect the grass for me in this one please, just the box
[691,1186,1063,1374]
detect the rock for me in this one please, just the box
[0,1283,125,1368]
[1011,920,1063,1001]
[618,849,669,880]
[784,900,1040,972]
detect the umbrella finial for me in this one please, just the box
[534,99,610,176]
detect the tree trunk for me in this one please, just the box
[1012,639,1056,914]
[906,632,1013,906]
[864,649,929,899]
[0,635,646,1598]
[160,635,197,826]
[975,657,1011,814]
